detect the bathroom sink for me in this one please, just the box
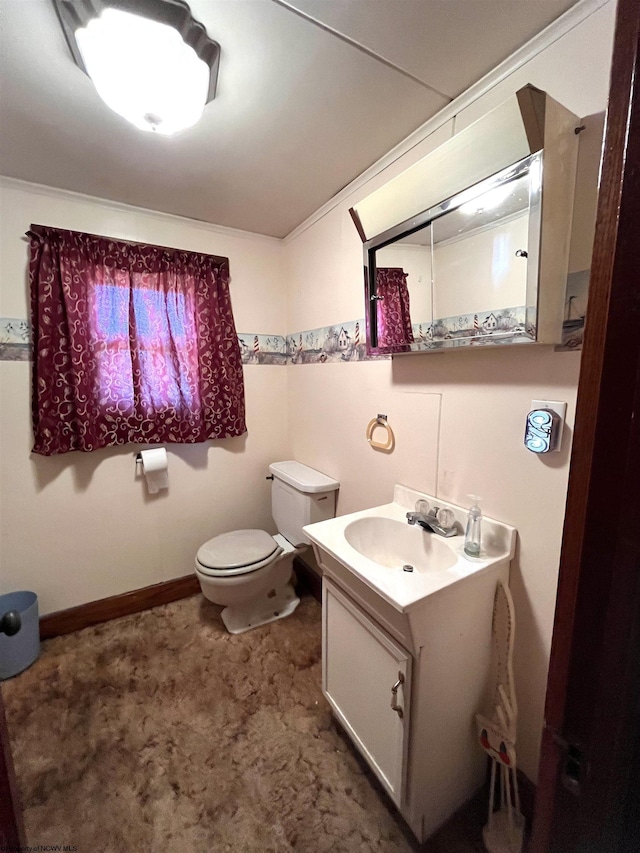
[344,516,457,574]
[303,484,516,612]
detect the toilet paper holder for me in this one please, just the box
[135,449,166,465]
[135,448,169,494]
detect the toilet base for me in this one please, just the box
[221,582,300,634]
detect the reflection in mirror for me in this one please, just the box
[365,153,541,354]
[372,267,414,352]
[379,227,432,350]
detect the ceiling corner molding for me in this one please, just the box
[0,176,283,245]
[283,0,612,245]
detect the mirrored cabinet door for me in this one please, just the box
[365,152,543,354]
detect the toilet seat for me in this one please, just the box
[196,529,282,577]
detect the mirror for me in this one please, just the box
[365,152,542,354]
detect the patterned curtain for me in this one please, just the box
[375,267,414,352]
[28,226,246,455]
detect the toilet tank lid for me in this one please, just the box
[269,461,339,494]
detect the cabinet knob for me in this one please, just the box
[391,671,405,718]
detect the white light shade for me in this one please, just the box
[75,8,210,135]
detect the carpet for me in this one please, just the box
[2,594,485,852]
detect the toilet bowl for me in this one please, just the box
[194,461,339,634]
[195,530,300,634]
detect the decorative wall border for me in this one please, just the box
[408,306,531,351]
[0,271,588,364]
[0,321,387,365]
[286,319,388,364]
[237,333,287,365]
[0,318,30,361]
[557,269,589,351]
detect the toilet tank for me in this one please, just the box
[269,461,339,546]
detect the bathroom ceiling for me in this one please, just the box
[0,0,580,238]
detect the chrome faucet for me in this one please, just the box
[406,501,457,538]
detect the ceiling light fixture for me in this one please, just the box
[52,0,220,135]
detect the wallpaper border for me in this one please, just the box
[0,270,589,364]
[0,318,30,361]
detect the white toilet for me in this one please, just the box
[195,461,339,634]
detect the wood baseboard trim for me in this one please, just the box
[293,556,322,603]
[42,557,323,641]
[39,574,200,640]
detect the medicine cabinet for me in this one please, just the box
[350,86,580,355]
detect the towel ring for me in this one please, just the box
[366,415,395,452]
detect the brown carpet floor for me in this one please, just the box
[2,594,486,852]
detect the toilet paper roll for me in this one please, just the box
[139,447,168,494]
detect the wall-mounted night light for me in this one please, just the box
[52,0,220,135]
[524,400,566,453]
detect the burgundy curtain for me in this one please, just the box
[371,267,414,353]
[28,226,246,455]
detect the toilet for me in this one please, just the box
[195,461,339,634]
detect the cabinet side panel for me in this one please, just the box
[537,98,580,342]
[406,563,510,840]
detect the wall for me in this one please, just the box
[283,0,616,782]
[0,181,289,615]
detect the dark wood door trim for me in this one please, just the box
[531,0,640,848]
[0,688,26,848]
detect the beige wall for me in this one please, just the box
[283,0,616,782]
[0,182,289,615]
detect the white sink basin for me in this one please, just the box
[304,485,516,612]
[344,516,457,574]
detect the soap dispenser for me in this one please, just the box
[464,496,482,557]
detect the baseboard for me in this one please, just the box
[41,558,323,641]
[39,574,200,640]
[293,556,322,603]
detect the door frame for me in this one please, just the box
[531,0,640,848]
[0,687,26,847]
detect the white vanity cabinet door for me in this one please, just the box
[322,579,411,807]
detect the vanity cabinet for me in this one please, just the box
[322,580,411,807]
[316,547,511,842]
[306,485,517,842]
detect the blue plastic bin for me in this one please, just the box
[0,591,40,680]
